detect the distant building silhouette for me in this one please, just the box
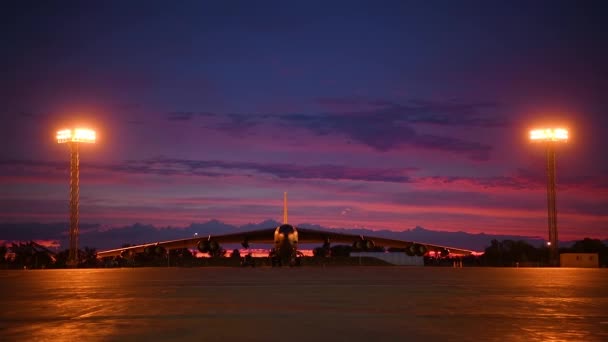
[560,253,599,268]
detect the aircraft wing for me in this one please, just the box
[97,226,473,258]
[297,227,473,256]
[96,228,276,258]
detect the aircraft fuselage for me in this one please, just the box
[272,224,299,265]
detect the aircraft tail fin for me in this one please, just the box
[283,192,288,224]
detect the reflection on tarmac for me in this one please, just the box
[1,267,607,341]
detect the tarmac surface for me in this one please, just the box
[1,267,607,341]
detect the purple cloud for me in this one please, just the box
[167,111,216,121]
[1,158,417,183]
[120,158,416,183]
[317,97,507,127]
[166,97,502,160]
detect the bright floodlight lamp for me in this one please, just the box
[530,128,569,142]
[56,128,96,144]
[530,127,568,267]
[57,128,96,267]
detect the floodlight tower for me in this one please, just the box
[56,128,96,267]
[529,128,568,266]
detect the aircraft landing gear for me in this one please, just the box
[271,257,282,267]
[289,252,303,267]
[269,250,282,267]
[241,253,255,267]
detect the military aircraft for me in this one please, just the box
[96,193,473,266]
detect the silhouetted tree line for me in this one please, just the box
[0,242,101,269]
[1,238,605,268]
[479,238,608,267]
[102,247,202,267]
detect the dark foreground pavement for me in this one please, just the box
[1,267,607,341]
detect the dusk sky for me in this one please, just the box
[2,1,607,243]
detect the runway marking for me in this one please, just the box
[73,308,106,319]
[147,284,398,288]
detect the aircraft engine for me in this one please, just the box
[406,244,428,256]
[439,248,450,257]
[120,250,134,258]
[197,240,210,253]
[144,245,166,256]
[197,240,222,256]
[416,244,427,256]
[353,239,375,250]
[353,239,363,249]
[209,240,220,253]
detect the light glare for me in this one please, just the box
[530,128,568,142]
[56,128,96,144]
